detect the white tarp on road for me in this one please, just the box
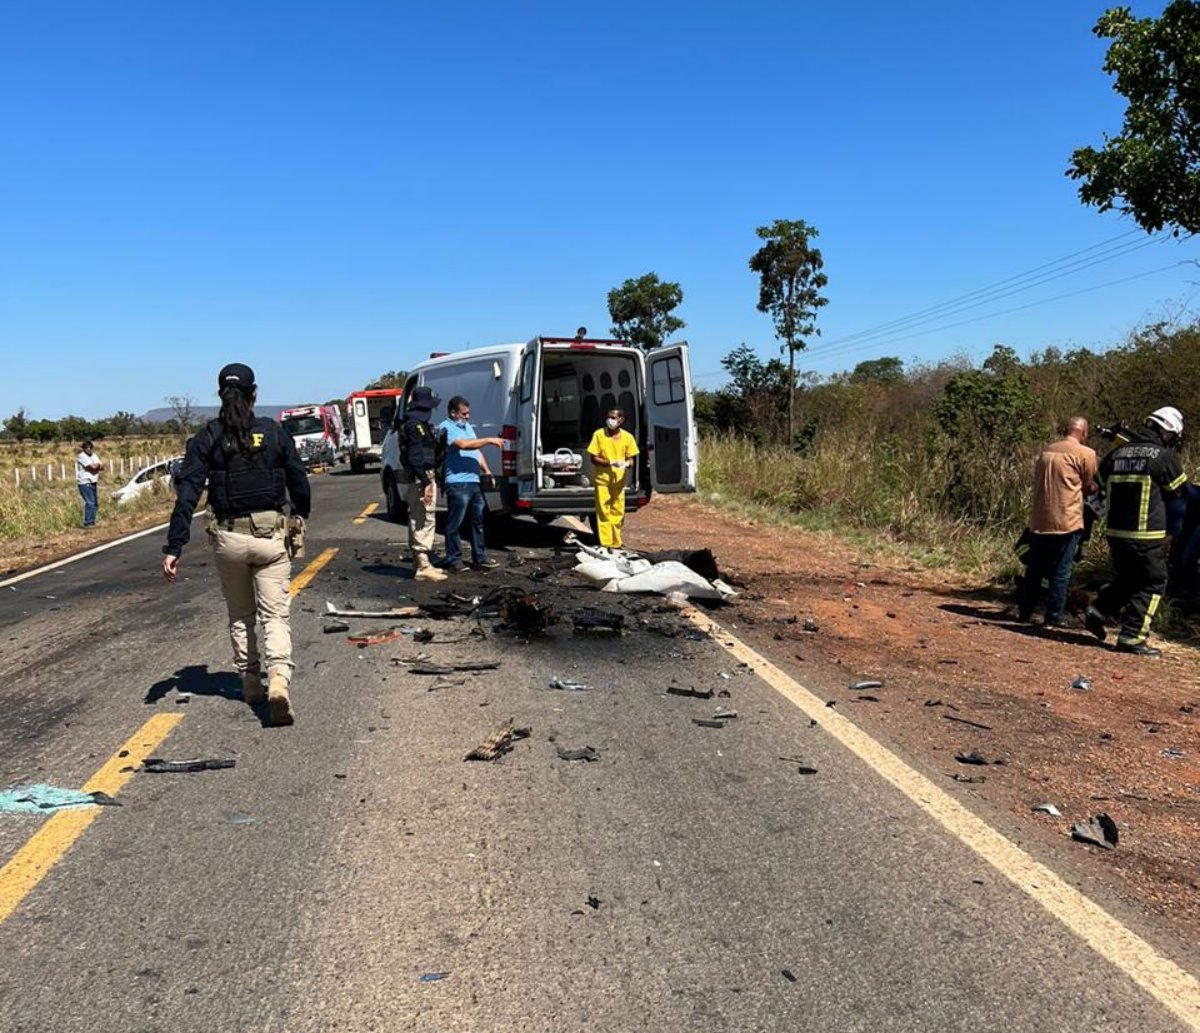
[572,543,736,601]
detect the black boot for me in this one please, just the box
[1115,641,1161,658]
[1084,607,1108,642]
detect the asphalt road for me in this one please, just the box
[0,469,1195,1032]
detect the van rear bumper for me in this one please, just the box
[498,484,651,516]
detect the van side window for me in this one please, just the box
[519,354,535,403]
[653,356,686,405]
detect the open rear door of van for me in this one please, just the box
[515,337,544,479]
[645,342,697,492]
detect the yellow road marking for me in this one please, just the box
[0,713,183,926]
[353,503,378,525]
[686,609,1200,1029]
[290,547,338,597]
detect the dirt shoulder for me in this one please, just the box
[629,494,1200,943]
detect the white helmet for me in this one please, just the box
[1147,406,1184,436]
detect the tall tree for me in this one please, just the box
[3,408,28,442]
[109,410,137,438]
[748,219,829,443]
[1068,1,1200,235]
[607,273,685,351]
[165,395,199,433]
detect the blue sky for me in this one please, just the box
[2,1,1195,420]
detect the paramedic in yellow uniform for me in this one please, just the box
[587,409,640,550]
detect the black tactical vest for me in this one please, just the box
[203,417,289,517]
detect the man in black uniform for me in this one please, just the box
[398,386,447,582]
[163,363,312,724]
[1085,406,1188,657]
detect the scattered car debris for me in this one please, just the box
[325,602,423,619]
[465,720,531,761]
[1070,675,1093,692]
[1162,747,1185,759]
[547,675,589,692]
[143,757,236,773]
[499,589,558,634]
[953,752,996,766]
[419,972,450,983]
[323,621,351,634]
[223,811,256,825]
[1071,813,1119,850]
[952,773,986,784]
[586,895,602,909]
[711,709,738,721]
[849,679,883,691]
[693,718,728,729]
[846,695,880,703]
[556,746,600,762]
[1032,803,1062,817]
[348,628,422,648]
[413,628,435,643]
[572,608,625,635]
[666,686,714,700]
[802,618,819,632]
[0,784,122,814]
[942,714,994,731]
[781,969,798,983]
[175,693,191,705]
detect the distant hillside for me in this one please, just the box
[139,405,293,423]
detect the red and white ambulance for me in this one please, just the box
[279,404,345,468]
[345,389,405,473]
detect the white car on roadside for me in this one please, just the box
[111,457,183,505]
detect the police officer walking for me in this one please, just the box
[162,363,311,725]
[1085,406,1189,657]
[398,386,447,582]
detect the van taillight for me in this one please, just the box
[501,424,518,475]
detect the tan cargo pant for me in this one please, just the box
[403,479,437,556]
[210,527,293,681]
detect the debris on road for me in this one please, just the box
[666,686,714,700]
[693,718,731,728]
[573,542,736,600]
[1162,747,1185,759]
[952,773,986,783]
[143,757,236,773]
[0,784,122,813]
[547,675,589,692]
[711,709,738,721]
[802,618,819,632]
[849,679,883,691]
[223,811,256,825]
[325,602,423,619]
[572,608,625,635]
[499,590,558,634]
[323,621,351,634]
[348,628,423,648]
[419,972,450,983]
[1032,803,1063,817]
[954,752,1002,766]
[781,969,798,983]
[1070,675,1093,692]
[175,693,191,705]
[942,714,994,731]
[1071,813,1119,850]
[586,895,602,909]
[465,720,531,761]
[556,745,600,762]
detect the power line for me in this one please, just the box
[805,261,1190,365]
[812,232,1166,355]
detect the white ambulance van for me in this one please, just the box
[380,335,696,525]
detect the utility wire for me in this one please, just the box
[805,261,1189,365]
[811,233,1166,355]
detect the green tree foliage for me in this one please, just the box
[59,415,90,443]
[698,345,794,443]
[109,411,137,437]
[3,408,28,442]
[26,419,60,442]
[1068,1,1200,235]
[366,370,407,390]
[607,273,685,351]
[848,357,905,386]
[748,219,829,443]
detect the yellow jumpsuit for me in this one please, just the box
[587,428,640,549]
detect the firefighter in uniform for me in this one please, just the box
[1085,406,1189,657]
[162,363,312,724]
[399,386,447,582]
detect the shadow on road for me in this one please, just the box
[937,602,1107,650]
[144,664,242,704]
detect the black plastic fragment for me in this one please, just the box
[143,757,236,773]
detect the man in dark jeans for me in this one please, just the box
[1017,417,1098,627]
[436,396,505,572]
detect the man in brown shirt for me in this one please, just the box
[1018,416,1098,627]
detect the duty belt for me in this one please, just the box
[212,510,283,533]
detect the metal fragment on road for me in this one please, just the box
[556,745,600,762]
[547,675,589,692]
[693,718,727,729]
[1162,747,1185,759]
[849,680,883,691]
[143,757,236,773]
[666,686,714,700]
[325,601,423,619]
[465,720,531,761]
[942,714,993,731]
[1071,813,1118,850]
[419,972,450,983]
[1032,803,1062,817]
[954,752,995,766]
[1070,675,1093,692]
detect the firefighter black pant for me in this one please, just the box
[1093,538,1168,646]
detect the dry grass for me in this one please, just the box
[0,437,182,478]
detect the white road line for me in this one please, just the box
[0,522,172,589]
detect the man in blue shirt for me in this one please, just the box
[437,395,505,572]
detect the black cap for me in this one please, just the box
[217,363,256,392]
[408,386,440,411]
